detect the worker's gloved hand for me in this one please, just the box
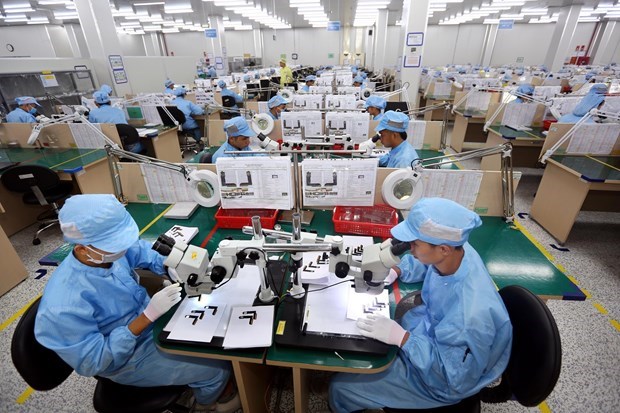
[384,268,399,285]
[143,283,182,322]
[357,314,407,347]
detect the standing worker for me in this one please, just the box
[279,58,293,87]
[301,75,316,92]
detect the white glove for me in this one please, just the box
[356,314,407,347]
[384,268,398,285]
[143,283,182,322]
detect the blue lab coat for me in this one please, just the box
[35,240,231,404]
[172,97,205,131]
[267,110,279,120]
[329,243,512,412]
[212,141,255,164]
[6,107,36,123]
[164,87,175,94]
[301,84,310,93]
[373,112,384,121]
[88,104,127,124]
[221,88,243,109]
[379,141,420,168]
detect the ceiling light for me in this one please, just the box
[134,2,166,6]
[5,7,35,13]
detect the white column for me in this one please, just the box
[252,29,263,58]
[64,24,89,58]
[364,26,374,69]
[398,0,430,102]
[480,24,498,66]
[209,16,228,75]
[74,0,132,95]
[372,9,388,72]
[143,33,162,56]
[592,21,618,65]
[544,5,582,72]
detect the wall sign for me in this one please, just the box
[406,32,424,47]
[205,29,217,38]
[499,19,514,29]
[327,21,341,31]
[113,69,128,84]
[108,55,124,70]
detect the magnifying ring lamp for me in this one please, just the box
[381,168,424,212]
[188,169,220,207]
[251,113,275,135]
[279,89,294,103]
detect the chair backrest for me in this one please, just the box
[1,165,60,194]
[115,124,141,147]
[221,95,236,108]
[499,285,562,407]
[11,297,74,391]
[157,106,186,126]
[199,152,213,163]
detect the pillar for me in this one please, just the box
[591,21,618,65]
[544,5,582,72]
[143,33,162,56]
[64,23,89,58]
[480,24,498,66]
[398,0,430,102]
[372,9,388,72]
[208,16,228,75]
[252,28,263,58]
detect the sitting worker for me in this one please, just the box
[242,74,257,99]
[206,66,218,78]
[212,116,260,163]
[6,96,40,123]
[88,91,127,124]
[218,80,243,110]
[353,75,364,88]
[328,197,512,412]
[164,79,175,94]
[558,83,607,123]
[364,95,387,121]
[171,87,205,147]
[100,84,113,96]
[376,111,419,168]
[301,75,316,92]
[514,83,534,103]
[279,58,294,87]
[267,95,288,120]
[35,194,240,413]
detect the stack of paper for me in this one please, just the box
[164,225,199,244]
[222,306,274,349]
[164,202,199,219]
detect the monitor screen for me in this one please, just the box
[126,106,144,120]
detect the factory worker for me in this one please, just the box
[279,58,294,86]
[35,195,239,413]
[206,66,218,78]
[329,197,512,412]
[353,75,364,88]
[88,91,127,125]
[376,111,419,168]
[218,80,243,109]
[267,95,288,120]
[171,87,205,146]
[364,95,387,121]
[100,84,113,96]
[514,83,534,103]
[301,75,316,92]
[6,96,40,123]
[212,116,263,163]
[558,83,607,124]
[164,79,175,94]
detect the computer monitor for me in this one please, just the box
[156,106,185,127]
[385,102,409,113]
[126,106,144,120]
[285,82,298,91]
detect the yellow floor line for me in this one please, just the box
[610,320,620,332]
[593,302,609,315]
[49,149,100,169]
[581,288,591,299]
[16,387,33,404]
[0,295,41,332]
[513,219,555,263]
[138,205,174,235]
[538,401,552,413]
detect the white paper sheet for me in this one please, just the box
[501,102,539,127]
[164,224,199,244]
[433,81,453,97]
[292,94,324,110]
[325,112,370,143]
[551,97,581,117]
[533,86,561,100]
[142,105,163,125]
[422,169,483,210]
[141,163,196,203]
[301,158,377,207]
[280,111,323,141]
[346,289,390,320]
[337,86,361,98]
[164,266,261,337]
[194,90,215,106]
[222,306,274,349]
[68,123,107,148]
[325,94,358,110]
[465,92,492,112]
[407,120,427,149]
[216,157,293,210]
[309,86,333,94]
[167,302,227,343]
[567,123,620,155]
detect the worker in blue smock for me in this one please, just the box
[375,111,419,168]
[212,116,258,163]
[35,194,240,413]
[171,87,205,145]
[353,75,364,88]
[164,79,175,94]
[364,95,387,121]
[218,80,243,109]
[100,84,113,96]
[88,91,127,124]
[267,95,287,120]
[206,66,217,78]
[329,197,512,412]
[301,75,316,92]
[514,83,534,103]
[558,83,607,123]
[6,96,40,123]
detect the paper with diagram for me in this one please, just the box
[68,123,107,148]
[222,306,274,349]
[167,302,227,343]
[421,169,483,210]
[280,111,323,141]
[407,120,427,149]
[567,124,620,155]
[325,112,370,143]
[141,163,196,203]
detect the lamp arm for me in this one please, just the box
[540,110,597,164]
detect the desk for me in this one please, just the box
[142,126,183,163]
[482,125,546,170]
[451,109,488,152]
[0,148,113,236]
[530,155,620,244]
[423,95,454,121]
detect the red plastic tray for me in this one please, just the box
[332,205,399,238]
[214,208,278,229]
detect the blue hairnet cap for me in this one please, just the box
[100,84,113,95]
[589,83,607,95]
[572,89,606,117]
[269,68,276,74]
[15,96,40,106]
[375,111,409,133]
[93,91,111,104]
[360,72,367,79]
[217,80,227,89]
[364,95,386,110]
[353,75,363,84]
[243,74,251,82]
[390,198,482,246]
[254,73,260,79]
[268,95,287,109]
[516,84,534,95]
[59,194,139,253]
[172,87,186,97]
[223,116,256,137]
[164,79,174,87]
[305,75,316,82]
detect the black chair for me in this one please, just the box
[1,165,73,245]
[162,106,202,155]
[12,297,189,413]
[384,285,561,413]
[199,152,213,163]
[220,95,236,120]
[115,124,147,156]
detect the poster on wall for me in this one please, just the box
[40,74,59,88]
[108,55,124,70]
[205,28,217,38]
[113,69,128,84]
[406,32,424,46]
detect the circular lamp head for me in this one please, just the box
[279,89,294,103]
[381,169,424,211]
[188,169,220,207]
[361,88,374,100]
[251,113,275,135]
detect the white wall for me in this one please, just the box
[47,26,73,58]
[122,56,197,93]
[164,32,212,57]
[425,25,459,66]
[611,27,620,63]
[490,24,553,66]
[260,28,342,66]
[383,26,402,69]
[118,33,146,56]
[224,30,256,57]
[453,25,487,65]
[0,25,56,58]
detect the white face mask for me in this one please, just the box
[85,246,127,264]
